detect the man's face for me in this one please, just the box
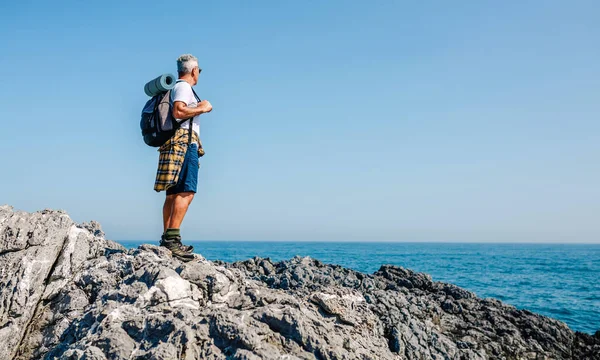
[192,65,201,85]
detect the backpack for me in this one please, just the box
[140,81,200,147]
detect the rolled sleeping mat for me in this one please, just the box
[144,73,176,97]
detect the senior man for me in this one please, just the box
[154,54,212,261]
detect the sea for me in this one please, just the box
[120,241,600,335]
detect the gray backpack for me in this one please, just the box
[140,82,200,147]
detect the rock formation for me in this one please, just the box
[0,205,598,359]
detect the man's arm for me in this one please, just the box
[172,100,213,120]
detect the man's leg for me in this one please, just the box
[160,142,199,260]
[162,192,195,236]
[163,194,176,232]
[161,191,195,261]
[168,192,195,228]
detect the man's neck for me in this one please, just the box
[178,75,194,86]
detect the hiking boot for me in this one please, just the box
[176,238,194,253]
[160,237,195,262]
[160,235,194,253]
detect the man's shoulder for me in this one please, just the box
[173,81,192,92]
[171,81,193,103]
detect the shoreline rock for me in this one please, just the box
[0,205,598,359]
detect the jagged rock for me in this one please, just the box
[0,206,598,359]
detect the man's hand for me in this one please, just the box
[198,100,213,113]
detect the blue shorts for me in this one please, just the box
[167,144,198,195]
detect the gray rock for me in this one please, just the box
[0,205,598,359]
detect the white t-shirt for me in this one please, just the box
[170,80,200,140]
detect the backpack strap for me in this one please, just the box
[188,87,201,145]
[173,80,201,145]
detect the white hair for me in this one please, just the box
[176,54,199,75]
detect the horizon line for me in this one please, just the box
[115,239,600,245]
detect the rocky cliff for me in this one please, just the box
[0,205,598,359]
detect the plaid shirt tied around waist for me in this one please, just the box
[154,128,202,192]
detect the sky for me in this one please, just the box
[0,1,598,243]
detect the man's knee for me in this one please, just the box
[174,192,195,207]
[184,192,195,205]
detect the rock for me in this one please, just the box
[441,297,463,314]
[0,206,599,359]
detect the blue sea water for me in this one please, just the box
[119,241,600,335]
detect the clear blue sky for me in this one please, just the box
[1,1,598,243]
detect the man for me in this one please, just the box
[154,54,212,261]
